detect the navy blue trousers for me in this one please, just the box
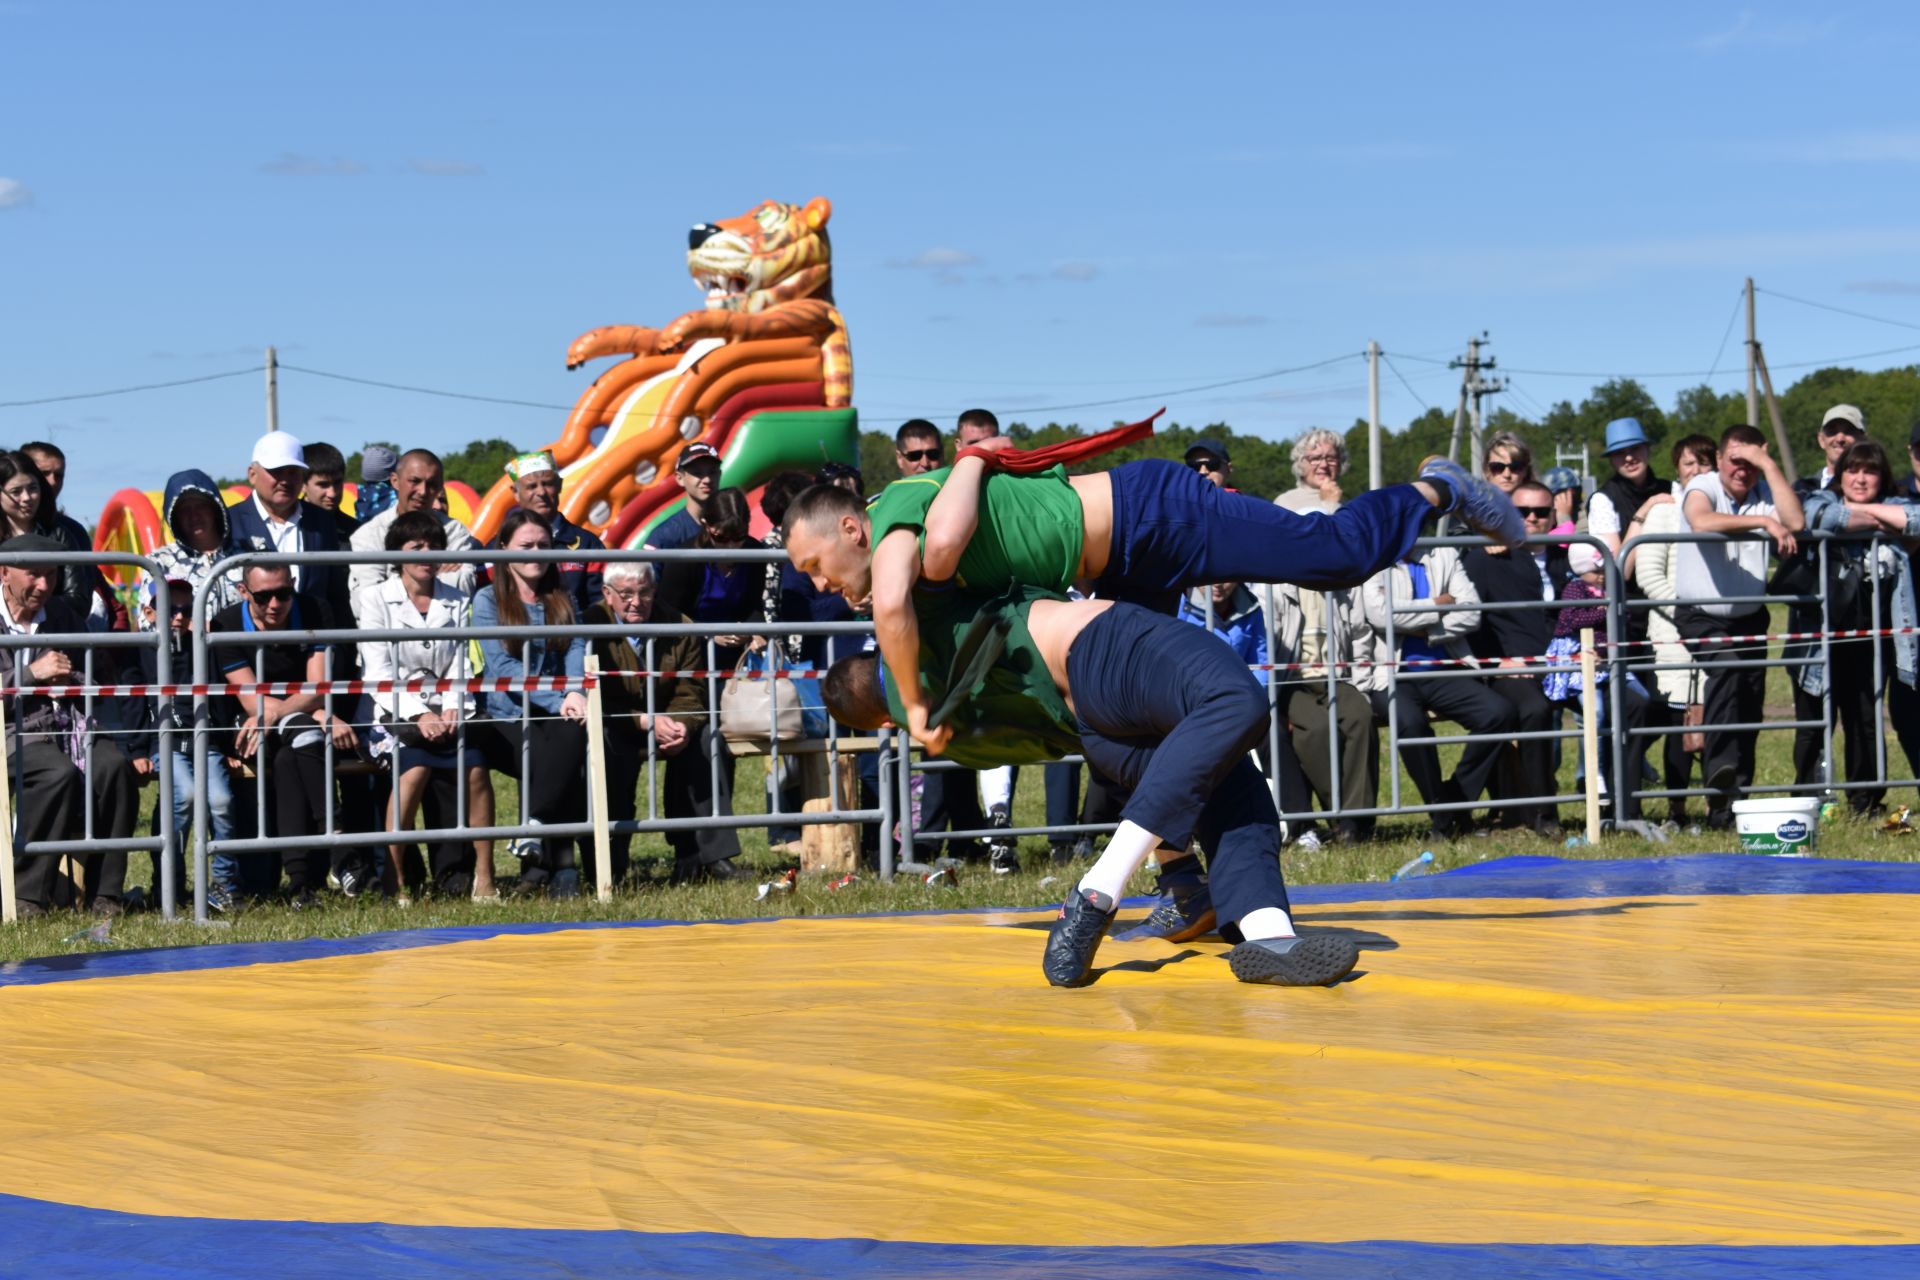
[1090,460,1434,611]
[1065,603,1291,925]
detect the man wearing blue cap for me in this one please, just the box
[1184,439,1234,490]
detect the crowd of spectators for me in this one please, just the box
[6,396,1919,915]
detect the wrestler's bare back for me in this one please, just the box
[1026,596,1117,716]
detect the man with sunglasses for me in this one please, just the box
[895,420,944,477]
[1461,481,1571,838]
[212,563,358,907]
[1183,439,1234,490]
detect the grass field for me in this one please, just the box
[6,617,1915,965]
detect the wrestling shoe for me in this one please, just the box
[1418,455,1525,550]
[1227,933,1360,987]
[1042,887,1118,988]
[988,804,1018,875]
[1113,866,1217,943]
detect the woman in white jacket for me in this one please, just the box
[358,511,498,900]
[1362,546,1518,837]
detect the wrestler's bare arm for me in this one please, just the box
[871,527,951,753]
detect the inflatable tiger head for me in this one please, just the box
[687,197,832,314]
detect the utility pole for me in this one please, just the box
[265,345,280,432]
[1448,333,1506,474]
[1744,277,1758,429]
[1367,339,1382,490]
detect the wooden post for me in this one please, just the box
[0,694,13,923]
[265,345,279,433]
[1580,627,1602,844]
[1367,339,1382,491]
[1753,344,1801,489]
[584,656,613,904]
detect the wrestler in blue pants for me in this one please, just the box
[1091,459,1436,613]
[1064,601,1291,926]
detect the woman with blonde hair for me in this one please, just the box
[1274,427,1349,514]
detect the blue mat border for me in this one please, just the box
[0,1194,1912,1279]
[4,853,1917,990]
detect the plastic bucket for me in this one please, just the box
[1730,797,1821,856]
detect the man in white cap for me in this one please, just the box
[346,447,480,619]
[1795,404,1866,498]
[225,431,352,623]
[500,450,605,620]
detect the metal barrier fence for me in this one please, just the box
[0,530,1912,923]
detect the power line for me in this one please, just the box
[990,351,1364,415]
[1705,289,1744,381]
[0,366,261,409]
[1757,286,1920,334]
[1379,352,1431,411]
[279,364,573,410]
[1389,341,1920,379]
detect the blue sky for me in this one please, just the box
[7,2,1920,519]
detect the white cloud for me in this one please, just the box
[1846,280,1920,296]
[406,158,484,177]
[1051,261,1099,282]
[1195,313,1269,328]
[260,153,366,176]
[0,177,33,209]
[1694,11,1835,52]
[886,247,981,270]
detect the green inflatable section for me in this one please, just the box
[625,408,859,546]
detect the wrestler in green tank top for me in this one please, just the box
[880,586,1080,770]
[866,464,1084,593]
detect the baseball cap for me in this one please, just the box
[360,445,398,484]
[1821,404,1865,434]
[251,432,307,472]
[1184,438,1231,465]
[1542,465,1580,494]
[675,442,721,472]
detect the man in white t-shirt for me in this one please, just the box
[1672,424,1806,828]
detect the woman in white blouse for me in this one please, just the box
[357,510,499,900]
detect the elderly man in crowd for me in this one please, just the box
[226,432,354,626]
[498,451,605,620]
[0,534,139,917]
[1274,429,1347,514]
[1795,404,1867,497]
[1675,424,1806,829]
[346,448,479,614]
[1269,581,1380,844]
[586,559,740,885]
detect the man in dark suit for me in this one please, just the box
[225,432,353,626]
[1461,480,1571,838]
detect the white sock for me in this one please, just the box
[1076,820,1161,903]
[981,766,1014,812]
[1236,907,1297,941]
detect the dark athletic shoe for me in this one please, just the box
[1227,933,1360,987]
[1114,881,1217,943]
[1042,888,1118,988]
[1419,455,1525,550]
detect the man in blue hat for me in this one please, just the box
[1183,438,1234,490]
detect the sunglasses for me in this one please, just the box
[1517,505,1554,519]
[1485,460,1522,475]
[899,448,942,464]
[1188,457,1224,473]
[250,586,294,604]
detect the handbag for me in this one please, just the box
[1681,703,1706,755]
[719,649,808,744]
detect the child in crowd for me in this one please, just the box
[356,445,399,525]
[1542,543,1652,820]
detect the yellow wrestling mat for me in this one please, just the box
[3,858,1919,1266]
